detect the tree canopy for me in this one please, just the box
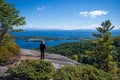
[0,0,25,43]
[86,20,118,78]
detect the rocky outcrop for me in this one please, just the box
[21,49,79,69]
[0,49,79,79]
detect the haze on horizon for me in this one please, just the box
[6,0,120,30]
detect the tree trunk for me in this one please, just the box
[0,29,7,43]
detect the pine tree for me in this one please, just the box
[0,0,25,43]
[86,20,118,78]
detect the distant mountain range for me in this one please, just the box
[23,28,120,31]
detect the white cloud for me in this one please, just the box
[89,10,108,18]
[37,6,45,11]
[79,10,108,18]
[79,11,88,17]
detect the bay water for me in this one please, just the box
[12,29,120,49]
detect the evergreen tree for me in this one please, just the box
[86,20,118,78]
[0,0,25,63]
[0,0,25,43]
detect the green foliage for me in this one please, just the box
[112,37,120,67]
[0,45,13,63]
[72,54,78,61]
[0,0,4,3]
[79,54,94,65]
[9,60,55,80]
[6,41,20,56]
[0,0,24,64]
[46,20,120,78]
[86,20,118,78]
[46,41,94,57]
[0,34,20,64]
[46,37,120,66]
[113,36,120,47]
[54,65,113,80]
[0,1,25,42]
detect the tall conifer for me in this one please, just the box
[86,20,118,78]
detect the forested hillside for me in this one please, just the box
[46,36,120,66]
[46,20,120,79]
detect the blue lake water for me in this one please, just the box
[12,29,120,49]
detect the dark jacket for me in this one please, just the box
[40,44,46,51]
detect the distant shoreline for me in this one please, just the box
[12,29,120,49]
[22,29,120,31]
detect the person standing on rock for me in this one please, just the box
[40,40,46,60]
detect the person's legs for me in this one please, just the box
[41,51,43,60]
[41,50,45,60]
[43,50,45,59]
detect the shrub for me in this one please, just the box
[6,41,20,56]
[0,45,13,63]
[72,54,78,61]
[54,65,113,80]
[2,34,20,56]
[9,60,55,80]
[0,33,20,63]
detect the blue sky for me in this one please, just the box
[6,0,120,30]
